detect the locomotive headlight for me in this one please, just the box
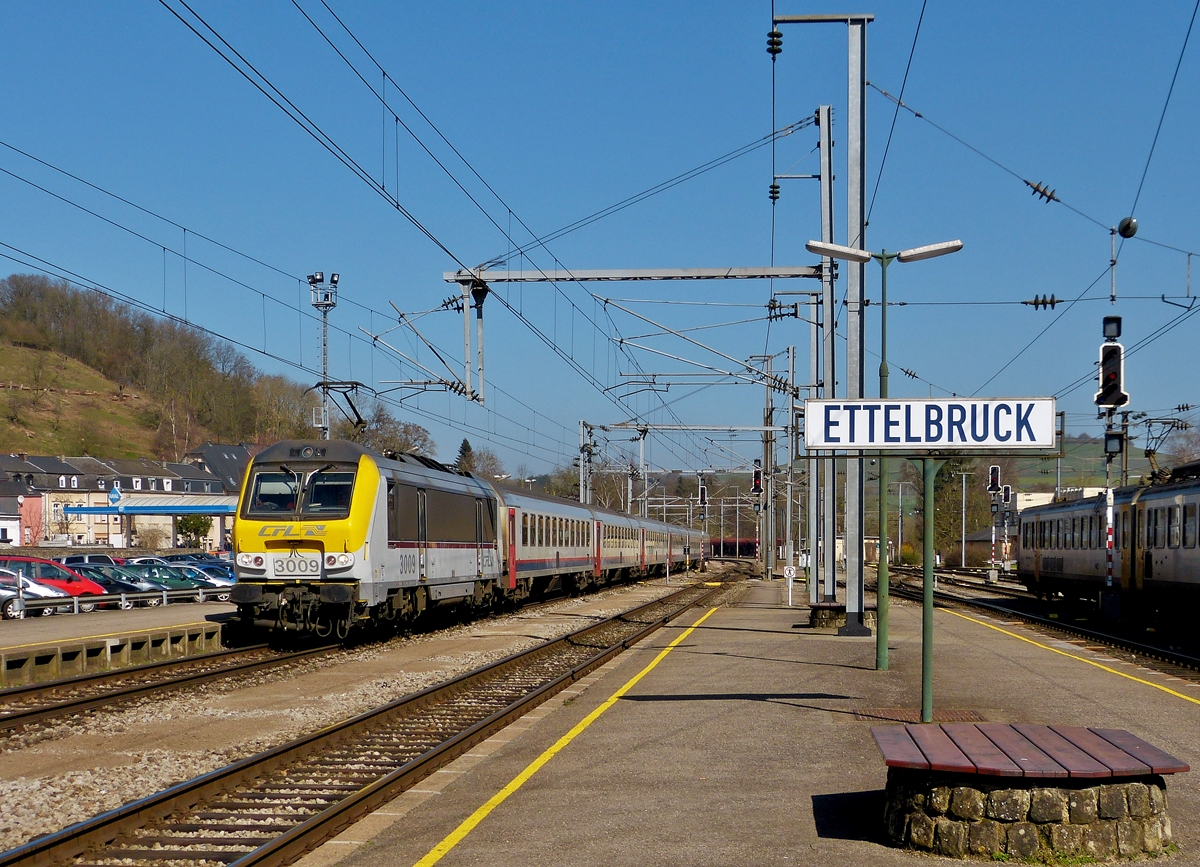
[237,553,266,569]
[325,553,354,569]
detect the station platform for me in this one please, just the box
[0,603,234,686]
[297,579,1200,866]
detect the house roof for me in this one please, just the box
[185,443,255,493]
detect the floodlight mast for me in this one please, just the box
[309,271,339,440]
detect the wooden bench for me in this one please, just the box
[872,723,1188,859]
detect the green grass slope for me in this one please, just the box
[0,342,164,457]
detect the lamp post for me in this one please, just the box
[896,481,914,563]
[959,471,975,568]
[805,239,962,671]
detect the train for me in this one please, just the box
[1017,460,1200,614]
[230,440,708,637]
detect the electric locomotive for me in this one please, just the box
[230,440,707,637]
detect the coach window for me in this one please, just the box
[1121,511,1129,549]
[425,490,476,543]
[1168,505,1181,548]
[479,499,497,544]
[1184,504,1197,548]
[522,514,529,546]
[386,481,399,541]
[393,484,419,540]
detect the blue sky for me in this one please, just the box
[1,1,1197,476]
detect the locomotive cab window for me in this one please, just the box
[302,470,356,517]
[245,470,301,516]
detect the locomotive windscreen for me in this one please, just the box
[244,464,357,520]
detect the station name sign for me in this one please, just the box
[804,398,1057,450]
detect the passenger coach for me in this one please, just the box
[231,440,706,637]
[1017,461,1200,610]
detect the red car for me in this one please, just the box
[0,556,106,611]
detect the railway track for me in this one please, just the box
[0,644,337,732]
[887,574,1200,684]
[0,575,710,734]
[0,581,721,867]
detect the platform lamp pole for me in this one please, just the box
[921,457,937,723]
[806,238,962,669]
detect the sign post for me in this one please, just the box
[804,397,1058,722]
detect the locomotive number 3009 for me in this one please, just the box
[273,555,321,577]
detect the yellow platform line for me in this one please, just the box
[946,609,1200,707]
[412,606,719,867]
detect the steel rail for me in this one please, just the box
[889,580,1200,675]
[0,578,665,732]
[0,645,335,732]
[0,582,720,867]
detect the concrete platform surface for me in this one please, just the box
[0,601,234,653]
[293,580,1200,866]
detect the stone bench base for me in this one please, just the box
[884,767,1173,859]
[808,603,877,630]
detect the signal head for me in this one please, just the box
[1103,316,1122,340]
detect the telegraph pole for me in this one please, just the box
[308,271,339,440]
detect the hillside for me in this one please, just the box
[0,342,180,457]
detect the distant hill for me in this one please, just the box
[0,342,175,457]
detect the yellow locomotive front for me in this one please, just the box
[231,441,380,638]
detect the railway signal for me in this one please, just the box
[1002,485,1011,506]
[751,460,763,495]
[987,465,1001,493]
[1095,343,1129,408]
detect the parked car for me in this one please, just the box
[174,565,232,601]
[163,552,223,564]
[120,563,206,598]
[71,565,150,609]
[197,563,236,583]
[84,565,171,605]
[126,556,170,566]
[0,568,71,618]
[0,557,105,612]
[58,554,123,566]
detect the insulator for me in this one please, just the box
[769,182,780,202]
[767,30,782,55]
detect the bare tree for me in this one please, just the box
[473,448,506,480]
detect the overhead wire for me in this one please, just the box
[288,0,730,468]
[866,0,927,223]
[155,0,704,466]
[0,239,576,464]
[1127,0,1200,219]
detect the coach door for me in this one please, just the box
[1130,493,1145,591]
[417,490,428,579]
[507,508,517,590]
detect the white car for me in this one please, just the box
[0,568,70,619]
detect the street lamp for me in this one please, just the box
[805,237,961,675]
